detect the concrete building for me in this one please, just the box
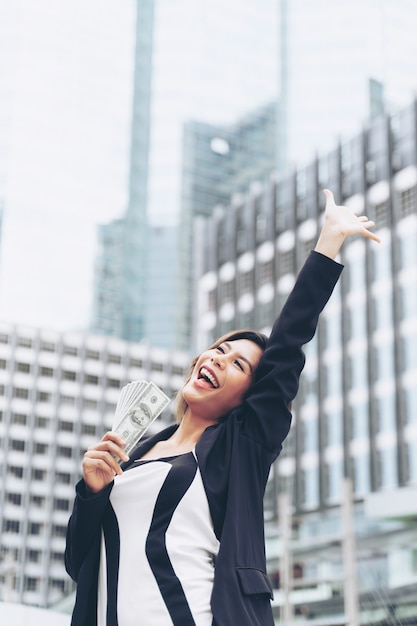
[195,98,417,623]
[0,322,189,608]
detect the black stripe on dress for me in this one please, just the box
[102,504,121,626]
[145,453,198,626]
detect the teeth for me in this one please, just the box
[200,367,219,388]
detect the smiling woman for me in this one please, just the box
[65,190,380,626]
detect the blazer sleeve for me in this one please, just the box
[239,250,343,454]
[64,478,113,582]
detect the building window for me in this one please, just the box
[27,549,41,563]
[60,394,75,406]
[13,387,29,400]
[28,523,42,536]
[81,424,96,436]
[3,519,20,533]
[221,280,234,302]
[10,439,25,452]
[30,495,45,508]
[57,446,72,458]
[40,341,55,352]
[106,377,121,388]
[52,525,67,538]
[86,349,100,361]
[374,201,388,228]
[17,337,32,348]
[59,420,74,432]
[63,345,78,356]
[49,578,66,593]
[40,366,54,377]
[399,186,416,218]
[277,249,293,275]
[83,398,98,410]
[62,370,77,381]
[0,358,6,369]
[9,466,24,479]
[36,416,51,428]
[16,362,31,374]
[54,498,70,511]
[37,391,51,402]
[51,551,64,563]
[34,442,48,455]
[129,358,143,368]
[55,471,71,484]
[11,413,27,425]
[108,354,122,365]
[0,333,9,344]
[85,374,99,385]
[258,260,273,286]
[240,270,253,294]
[6,493,22,506]
[32,468,46,481]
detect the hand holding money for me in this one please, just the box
[112,380,170,459]
[82,431,129,493]
[82,381,170,492]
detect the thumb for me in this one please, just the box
[323,189,335,205]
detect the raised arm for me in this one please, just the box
[241,189,379,453]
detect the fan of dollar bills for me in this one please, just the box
[112,380,170,457]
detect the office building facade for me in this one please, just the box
[0,322,189,608]
[195,99,417,622]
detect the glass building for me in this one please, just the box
[177,101,276,350]
[195,99,417,623]
[92,0,279,349]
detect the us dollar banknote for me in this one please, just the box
[113,381,170,457]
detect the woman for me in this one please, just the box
[65,190,379,626]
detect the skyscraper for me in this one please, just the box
[92,0,279,348]
[177,102,276,350]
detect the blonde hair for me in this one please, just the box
[175,329,268,423]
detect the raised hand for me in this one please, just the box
[315,189,380,259]
[82,431,129,493]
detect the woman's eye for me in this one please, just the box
[216,345,225,353]
[234,360,244,371]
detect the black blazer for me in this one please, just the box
[65,251,343,626]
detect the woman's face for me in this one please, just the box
[182,339,263,421]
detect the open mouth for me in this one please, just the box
[198,366,219,388]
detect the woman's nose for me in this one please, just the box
[211,354,224,368]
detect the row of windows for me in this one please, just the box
[2,520,68,535]
[0,387,119,409]
[8,466,72,482]
[0,334,187,375]
[4,493,70,510]
[1,575,69,594]
[0,413,101,434]
[4,440,76,458]
[0,335,123,362]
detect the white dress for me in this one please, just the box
[97,452,220,626]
